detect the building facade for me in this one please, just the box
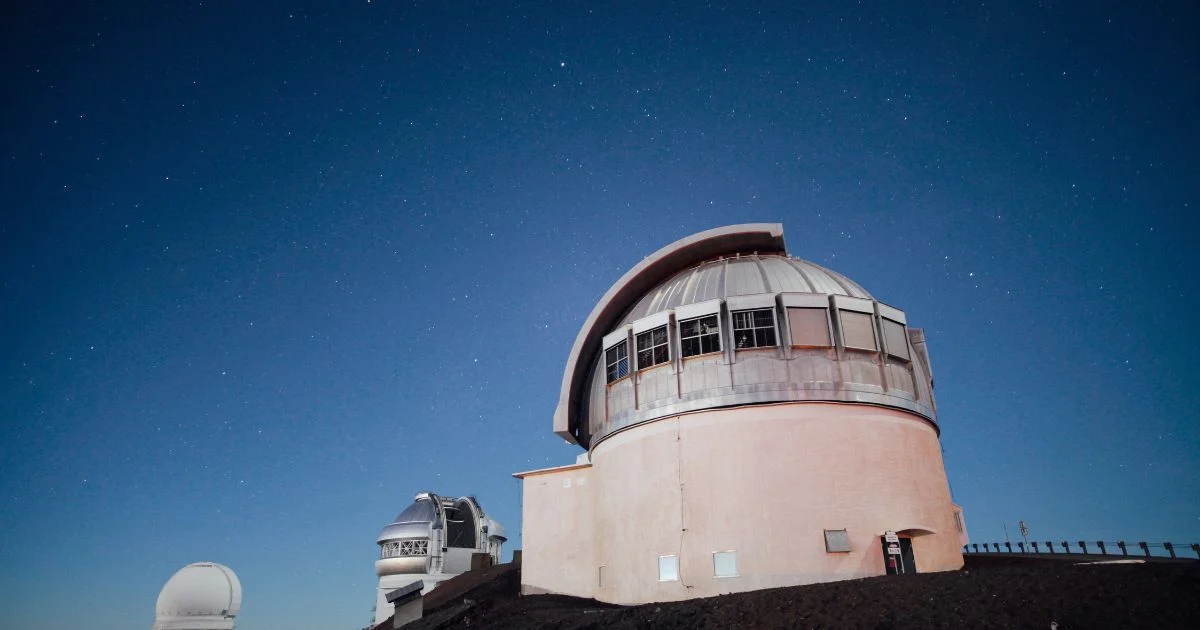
[516,223,966,604]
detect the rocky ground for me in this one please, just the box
[375,555,1200,629]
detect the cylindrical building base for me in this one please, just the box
[586,402,963,604]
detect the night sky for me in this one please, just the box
[2,2,1197,629]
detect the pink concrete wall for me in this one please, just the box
[518,464,595,597]
[523,402,962,604]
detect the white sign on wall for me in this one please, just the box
[885,531,899,543]
[888,544,901,555]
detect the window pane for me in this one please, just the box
[840,311,877,351]
[882,319,910,360]
[732,308,776,349]
[713,551,737,577]
[680,315,721,358]
[788,308,831,347]
[635,325,670,368]
[606,341,629,383]
[609,340,628,381]
[658,555,679,582]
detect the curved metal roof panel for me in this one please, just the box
[616,255,873,326]
[392,497,437,524]
[377,496,439,542]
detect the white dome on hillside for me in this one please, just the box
[153,562,241,630]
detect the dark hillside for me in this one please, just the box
[375,556,1199,629]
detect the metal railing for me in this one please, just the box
[963,540,1199,560]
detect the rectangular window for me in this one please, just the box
[824,529,852,553]
[679,314,721,357]
[605,341,629,383]
[636,325,670,369]
[787,307,832,347]
[881,318,910,360]
[840,310,878,351]
[713,550,738,577]
[954,512,964,534]
[598,565,606,587]
[732,308,777,349]
[658,554,679,582]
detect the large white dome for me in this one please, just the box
[153,562,241,630]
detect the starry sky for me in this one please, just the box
[1,1,1197,629]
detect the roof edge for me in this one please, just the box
[512,462,593,478]
[553,223,786,444]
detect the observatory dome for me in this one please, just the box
[153,562,241,630]
[371,492,507,626]
[554,223,936,448]
[518,223,964,605]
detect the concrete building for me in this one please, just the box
[153,562,241,630]
[516,223,966,604]
[372,492,506,626]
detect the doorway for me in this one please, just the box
[881,536,916,575]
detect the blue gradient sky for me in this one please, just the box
[2,2,1196,629]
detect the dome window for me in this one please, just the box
[636,325,671,369]
[605,341,630,383]
[732,308,777,349]
[839,310,878,351]
[679,314,721,357]
[787,307,832,347]
[881,318,910,360]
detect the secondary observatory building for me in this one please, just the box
[516,224,967,604]
[152,562,241,630]
[372,492,506,625]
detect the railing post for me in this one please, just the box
[1032,541,1039,553]
[1046,541,1055,554]
[1018,542,1026,552]
[1191,543,1199,560]
[1138,541,1150,558]
[993,543,1002,553]
[1097,541,1106,555]
[1061,541,1070,553]
[962,545,968,553]
[1078,541,1088,554]
[1117,541,1127,556]
[1163,543,1175,559]
[1005,542,1012,552]
[972,543,979,553]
